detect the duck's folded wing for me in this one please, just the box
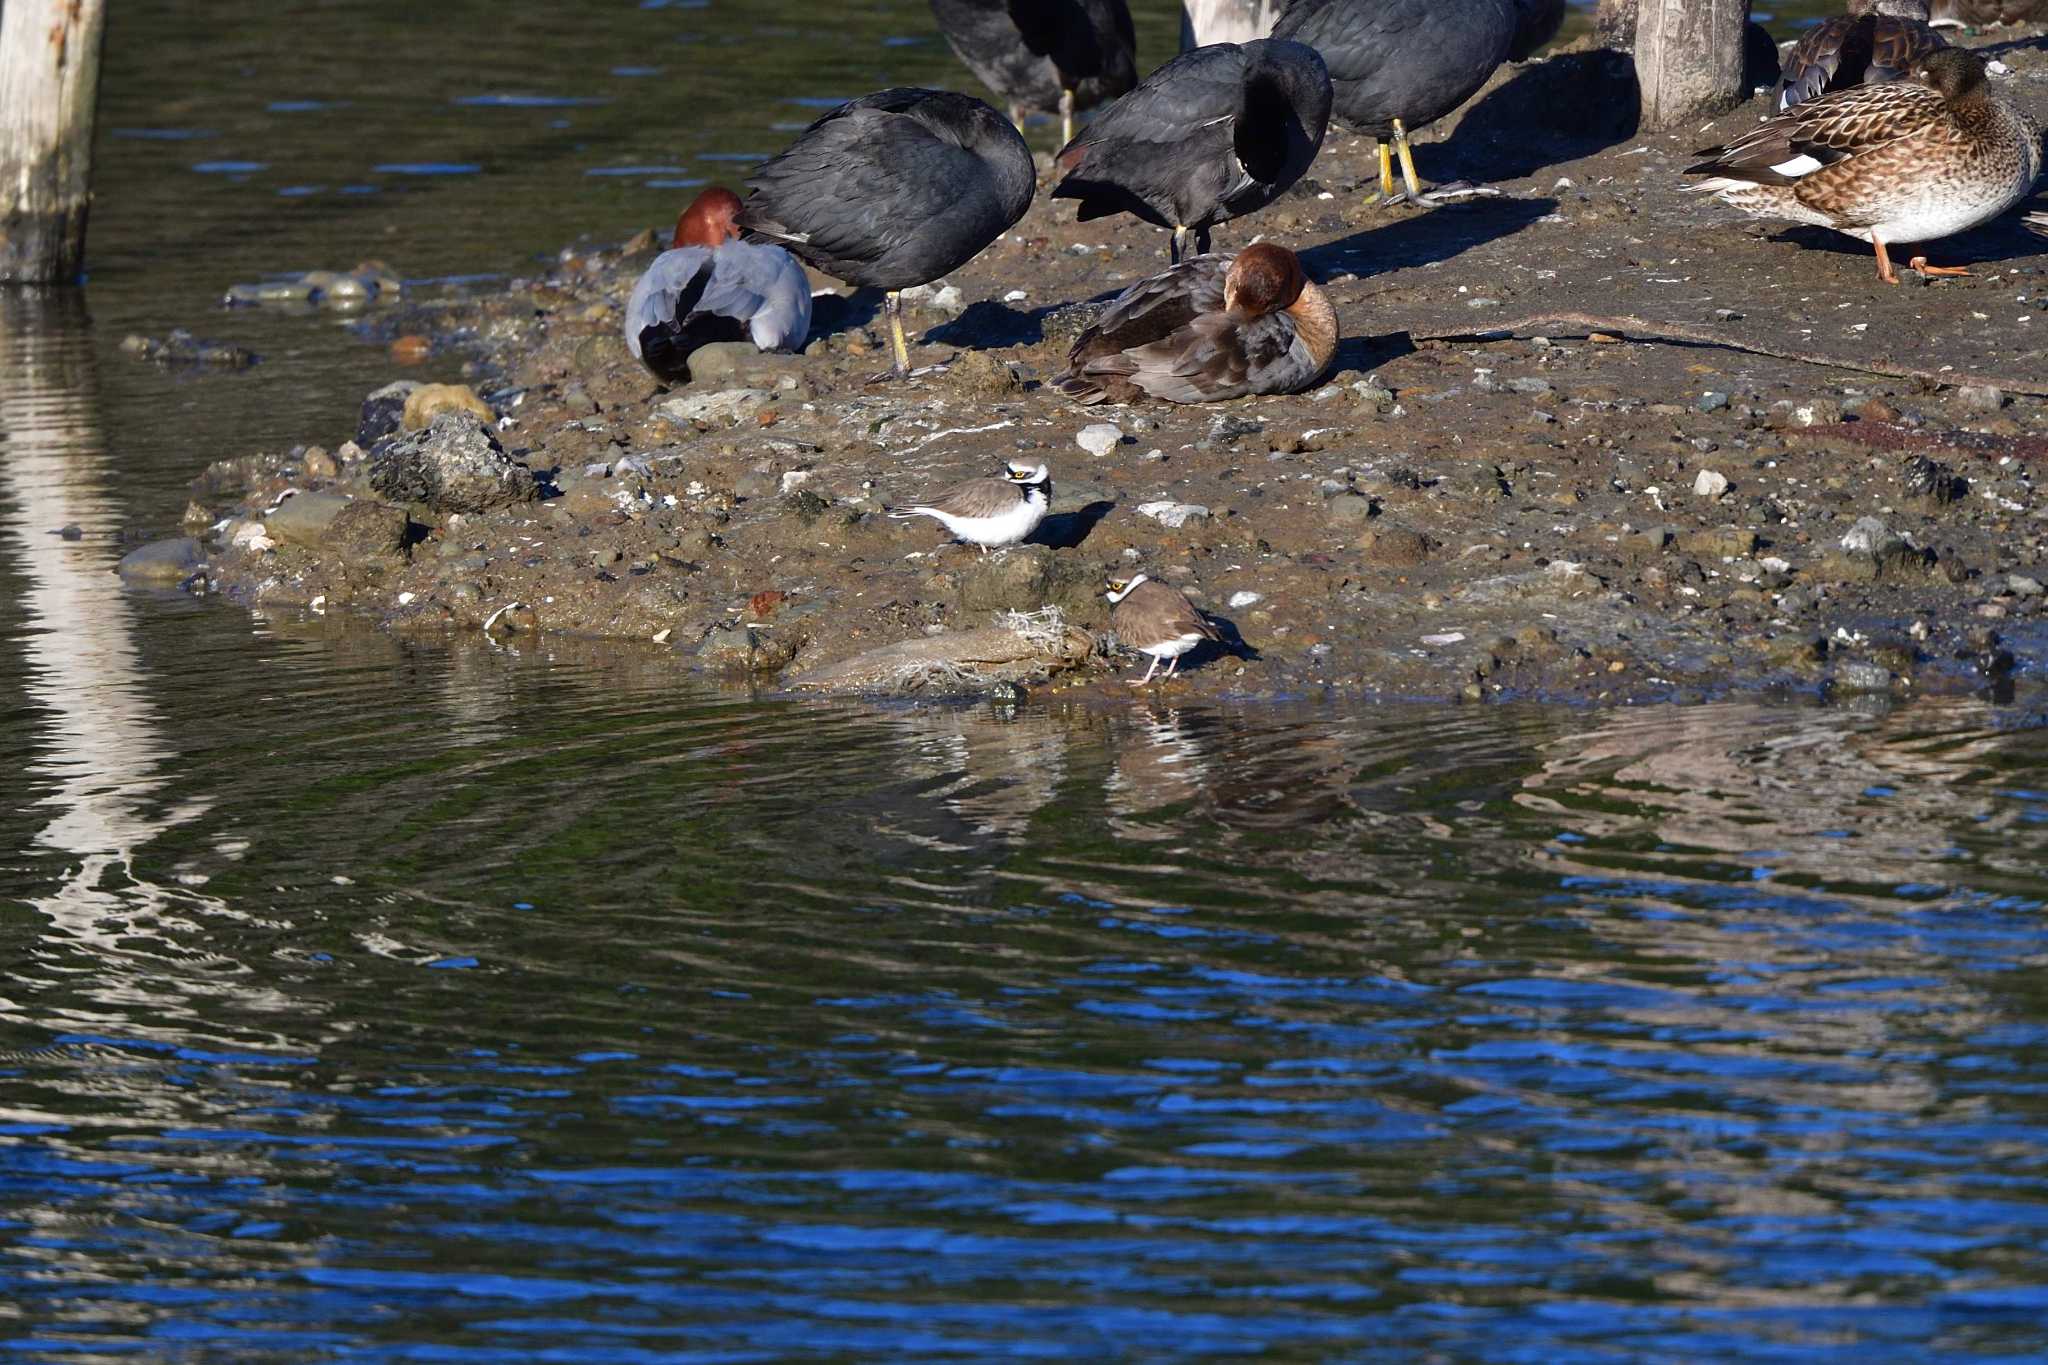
[704,243,812,351]
[624,248,714,359]
[1118,311,1249,402]
[1688,79,1942,184]
[1071,256,1228,355]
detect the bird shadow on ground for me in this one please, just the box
[924,300,1049,349]
[1030,499,1115,550]
[1203,614,1261,664]
[1424,48,1642,186]
[1327,330,1419,382]
[807,290,882,343]
[1300,194,1559,281]
[1771,208,2048,272]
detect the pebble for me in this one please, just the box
[1840,516,1898,556]
[1958,383,2008,413]
[2009,573,2044,598]
[1076,422,1123,457]
[369,412,538,513]
[659,388,770,426]
[1227,591,1263,608]
[1696,391,1730,413]
[1135,501,1211,528]
[1692,469,1729,499]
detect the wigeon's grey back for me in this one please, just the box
[622,241,811,382]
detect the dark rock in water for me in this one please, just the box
[369,413,538,514]
[56,524,83,541]
[358,381,421,447]
[118,328,257,369]
[116,537,205,584]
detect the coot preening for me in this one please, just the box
[1050,38,1331,264]
[929,0,1138,143]
[1775,1,1945,113]
[622,188,813,384]
[1271,0,1526,201]
[1686,48,2041,284]
[739,88,1035,378]
[1054,242,1338,403]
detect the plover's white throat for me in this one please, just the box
[889,462,1051,553]
[1104,572,1223,683]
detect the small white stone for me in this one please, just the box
[1135,500,1211,528]
[1421,631,1466,646]
[780,470,812,493]
[396,591,416,606]
[1002,289,1028,303]
[1692,469,1729,499]
[1076,422,1123,457]
[1228,591,1263,608]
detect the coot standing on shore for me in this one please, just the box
[739,88,1035,378]
[1050,38,1331,263]
[929,0,1138,143]
[623,188,813,384]
[1271,0,1524,202]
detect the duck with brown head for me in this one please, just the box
[622,187,813,384]
[1054,242,1338,404]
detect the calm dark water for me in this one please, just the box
[7,1,2044,1361]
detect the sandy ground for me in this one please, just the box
[175,28,2048,705]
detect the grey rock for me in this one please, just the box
[1692,469,1729,499]
[369,413,538,513]
[659,388,770,426]
[1840,516,1899,556]
[682,342,760,385]
[116,537,204,584]
[1135,500,1211,529]
[1325,492,1376,525]
[1076,422,1122,457]
[1957,383,2008,413]
[266,491,354,547]
[325,501,411,562]
[2008,573,2045,598]
[1696,391,1730,413]
[1832,660,1894,694]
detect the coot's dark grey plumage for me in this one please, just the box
[1776,1,1945,113]
[1271,0,1521,200]
[1050,38,1331,263]
[738,88,1035,377]
[1507,0,1565,60]
[930,0,1138,143]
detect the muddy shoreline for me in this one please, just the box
[151,32,2048,705]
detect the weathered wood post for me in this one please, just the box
[0,0,111,284]
[1634,0,1748,131]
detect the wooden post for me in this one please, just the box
[1634,0,1747,131]
[0,0,111,285]
[1594,0,1640,50]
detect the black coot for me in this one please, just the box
[1050,38,1332,263]
[1272,0,1522,201]
[929,0,1138,143]
[738,88,1035,378]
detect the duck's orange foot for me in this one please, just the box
[1908,257,1972,278]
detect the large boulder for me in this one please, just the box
[369,413,538,514]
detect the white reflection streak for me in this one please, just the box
[0,296,209,929]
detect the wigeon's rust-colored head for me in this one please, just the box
[1222,244,1307,317]
[674,187,743,248]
